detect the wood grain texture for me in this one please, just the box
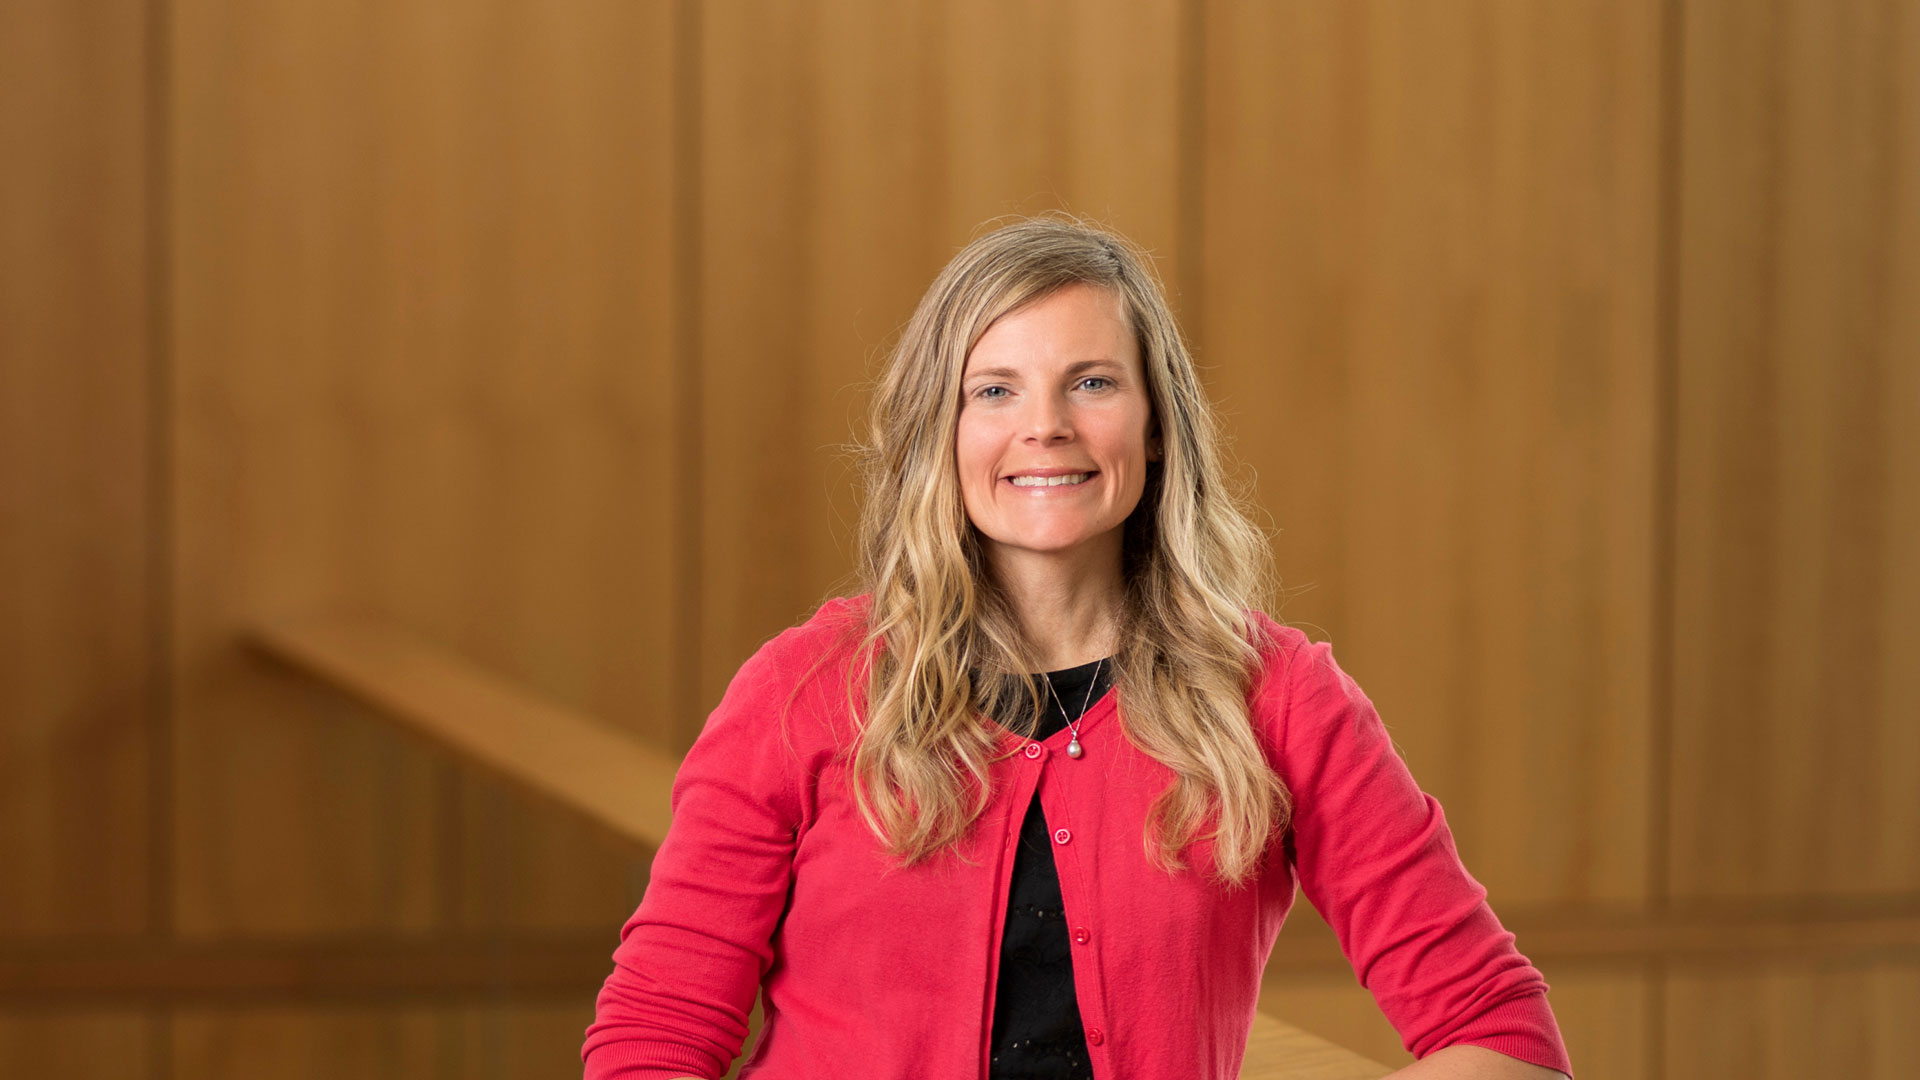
[0,935,612,1003]
[167,1002,1379,1080]
[168,0,676,936]
[0,0,152,938]
[1259,974,1413,1071]
[176,1002,600,1080]
[1667,0,1920,901]
[250,616,678,850]
[1260,969,1645,1079]
[693,0,1183,720]
[172,1006,441,1080]
[1199,0,1662,907]
[1665,961,1920,1079]
[6,1,1915,1076]
[0,1012,152,1080]
[1241,1012,1389,1079]
[448,1001,602,1080]
[1547,973,1650,1080]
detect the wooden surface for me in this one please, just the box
[170,1002,623,1080]
[1199,0,1663,911]
[255,613,1390,1078]
[1264,969,1652,1078]
[168,0,675,937]
[1666,962,1920,1078]
[0,1013,153,1080]
[250,616,679,848]
[0,934,611,1002]
[0,0,153,940]
[1243,1012,1390,1080]
[1651,0,1920,1070]
[5,0,1918,1077]
[1667,0,1920,903]
[1267,897,1920,973]
[1,3,156,1071]
[694,0,1185,721]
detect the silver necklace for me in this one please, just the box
[1043,657,1104,760]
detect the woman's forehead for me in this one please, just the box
[964,284,1138,372]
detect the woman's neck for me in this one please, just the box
[987,543,1124,671]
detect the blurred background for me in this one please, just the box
[3,0,1915,1077]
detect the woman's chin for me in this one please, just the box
[982,528,1124,563]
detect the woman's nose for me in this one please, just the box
[1022,392,1073,442]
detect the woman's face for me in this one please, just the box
[955,282,1158,572]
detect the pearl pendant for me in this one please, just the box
[1067,738,1083,759]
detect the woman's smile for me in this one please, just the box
[1004,469,1098,490]
[955,283,1155,567]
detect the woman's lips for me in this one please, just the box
[1003,471,1098,491]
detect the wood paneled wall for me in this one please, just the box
[168,0,676,941]
[1,1,159,1074]
[694,0,1187,712]
[1201,0,1662,910]
[1668,0,1920,903]
[3,0,1914,1078]
[1,0,153,938]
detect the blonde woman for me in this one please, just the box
[583,218,1573,1080]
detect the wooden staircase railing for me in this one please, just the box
[251,614,1392,1080]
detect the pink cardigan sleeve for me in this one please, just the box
[1271,635,1574,1077]
[581,634,808,1080]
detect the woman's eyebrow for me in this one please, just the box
[963,359,1125,383]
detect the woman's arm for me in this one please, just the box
[1386,1045,1571,1079]
[1263,631,1574,1077]
[581,631,814,1079]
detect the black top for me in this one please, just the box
[987,656,1114,1080]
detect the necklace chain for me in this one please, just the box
[1043,657,1104,760]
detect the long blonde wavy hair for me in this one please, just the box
[845,215,1289,887]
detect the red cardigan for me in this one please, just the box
[583,596,1572,1079]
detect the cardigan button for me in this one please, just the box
[1073,926,1090,944]
[1087,1027,1105,1046]
[1024,743,1045,760]
[1053,827,1071,845]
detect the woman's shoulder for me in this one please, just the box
[1238,610,1369,743]
[1241,609,1313,684]
[736,591,869,660]
[720,594,874,719]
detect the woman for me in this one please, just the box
[583,217,1573,1080]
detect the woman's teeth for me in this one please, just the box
[1009,473,1091,487]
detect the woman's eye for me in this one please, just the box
[976,386,1007,399]
[1079,377,1111,391]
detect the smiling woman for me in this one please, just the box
[582,216,1574,1080]
[956,283,1161,595]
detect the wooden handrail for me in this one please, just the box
[249,614,682,846]
[1240,1019,1394,1080]
[250,614,1391,1080]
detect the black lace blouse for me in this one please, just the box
[987,656,1114,1080]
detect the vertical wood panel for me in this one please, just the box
[1200,0,1663,907]
[173,1007,441,1080]
[1668,0,1920,901]
[172,1001,598,1080]
[1549,973,1653,1080]
[449,1000,600,1080]
[0,0,152,937]
[6,2,1911,1076]
[170,0,677,935]
[695,0,1183,716]
[0,1012,152,1080]
[1666,962,1920,1079]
